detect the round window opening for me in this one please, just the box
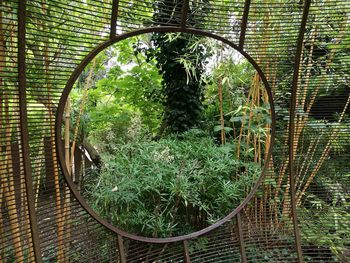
[56,29,275,240]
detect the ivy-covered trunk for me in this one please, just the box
[151,0,209,134]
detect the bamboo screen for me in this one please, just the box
[1,0,349,262]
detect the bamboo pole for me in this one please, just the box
[218,78,226,145]
[299,28,317,111]
[1,11,26,261]
[3,95,25,261]
[46,60,66,263]
[245,74,257,151]
[13,93,35,261]
[61,58,97,254]
[42,0,65,259]
[295,134,321,189]
[12,16,35,258]
[236,86,252,159]
[62,97,72,250]
[34,139,45,209]
[65,98,71,174]
[69,58,96,180]
[244,1,272,225]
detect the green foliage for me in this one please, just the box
[245,245,298,263]
[202,57,254,131]
[299,165,350,261]
[150,32,209,133]
[148,0,211,134]
[300,199,349,261]
[83,130,260,237]
[70,36,164,150]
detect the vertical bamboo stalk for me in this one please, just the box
[10,18,30,258]
[70,58,96,180]
[42,0,65,259]
[13,17,35,255]
[218,78,226,145]
[236,87,252,159]
[254,5,280,225]
[63,97,72,251]
[46,65,65,263]
[1,10,25,261]
[3,95,25,261]
[34,141,44,209]
[65,98,71,174]
[295,136,318,189]
[15,92,35,261]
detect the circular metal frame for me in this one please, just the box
[55,26,276,244]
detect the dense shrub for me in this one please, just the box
[83,130,261,237]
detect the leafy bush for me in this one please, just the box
[83,130,261,237]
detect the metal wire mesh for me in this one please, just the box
[1,0,349,262]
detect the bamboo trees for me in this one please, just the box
[2,96,25,261]
[1,7,37,261]
[23,0,104,259]
[39,0,66,260]
[274,12,348,222]
[69,58,96,180]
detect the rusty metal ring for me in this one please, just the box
[55,26,276,244]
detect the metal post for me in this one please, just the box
[289,1,312,262]
[183,240,191,263]
[239,0,251,49]
[18,0,43,261]
[110,0,119,38]
[117,234,126,263]
[237,213,247,263]
[181,0,190,28]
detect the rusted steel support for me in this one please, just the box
[183,240,191,263]
[289,0,312,262]
[239,0,251,49]
[110,0,119,38]
[18,0,43,261]
[236,213,247,263]
[117,234,126,263]
[181,0,190,28]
